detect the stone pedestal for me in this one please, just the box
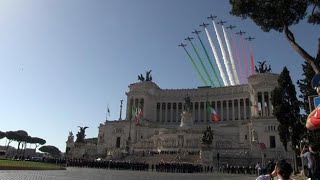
[200,146,213,165]
[180,111,193,128]
[69,142,86,159]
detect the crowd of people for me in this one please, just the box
[67,159,149,171]
[65,159,208,173]
[154,162,206,173]
[220,164,257,174]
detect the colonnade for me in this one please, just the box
[126,90,273,123]
[155,98,250,123]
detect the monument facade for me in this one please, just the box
[67,73,290,165]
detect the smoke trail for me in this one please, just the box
[189,41,215,87]
[222,25,240,85]
[232,33,244,84]
[212,20,235,86]
[181,46,208,86]
[241,36,249,79]
[204,27,228,86]
[195,33,222,87]
[249,41,255,75]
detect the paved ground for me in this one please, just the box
[0,167,258,180]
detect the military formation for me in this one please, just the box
[67,159,149,171]
[154,162,206,173]
[41,158,218,173]
[65,159,208,173]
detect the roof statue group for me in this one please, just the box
[75,126,89,143]
[138,70,152,82]
[255,61,272,73]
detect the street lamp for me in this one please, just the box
[288,126,296,172]
[300,138,309,176]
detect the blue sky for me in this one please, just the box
[0,0,318,152]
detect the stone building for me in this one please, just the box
[67,72,291,165]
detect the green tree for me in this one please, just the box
[39,145,61,158]
[229,0,320,73]
[30,137,46,150]
[271,67,301,151]
[5,131,19,150]
[297,60,320,144]
[297,60,319,114]
[15,130,28,154]
[0,131,5,139]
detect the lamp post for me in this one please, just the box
[288,126,296,172]
[300,138,309,176]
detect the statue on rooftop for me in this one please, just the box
[255,61,272,73]
[76,126,89,143]
[138,70,153,82]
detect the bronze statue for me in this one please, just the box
[255,61,272,73]
[146,70,152,81]
[75,126,89,143]
[183,95,192,112]
[138,74,145,82]
[137,70,153,82]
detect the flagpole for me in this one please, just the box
[127,100,133,154]
[106,105,109,121]
[206,93,209,126]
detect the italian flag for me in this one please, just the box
[207,103,219,122]
[133,107,143,124]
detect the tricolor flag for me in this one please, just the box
[207,103,219,122]
[134,108,143,124]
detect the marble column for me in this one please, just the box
[238,99,241,120]
[226,100,229,121]
[160,102,163,122]
[268,92,272,117]
[244,98,247,120]
[221,101,224,121]
[232,100,235,121]
[261,92,265,117]
[170,102,173,123]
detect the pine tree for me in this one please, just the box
[297,61,318,115]
[271,67,301,151]
[297,60,320,145]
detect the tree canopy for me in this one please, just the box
[31,137,46,149]
[229,0,320,73]
[0,131,5,139]
[297,60,320,145]
[39,145,61,157]
[271,67,301,151]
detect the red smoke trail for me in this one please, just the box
[232,33,243,84]
[241,37,248,80]
[249,41,255,75]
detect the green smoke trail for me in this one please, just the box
[189,41,215,87]
[182,47,208,86]
[196,34,222,87]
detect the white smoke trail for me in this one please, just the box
[204,27,228,86]
[222,25,240,85]
[212,20,235,86]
